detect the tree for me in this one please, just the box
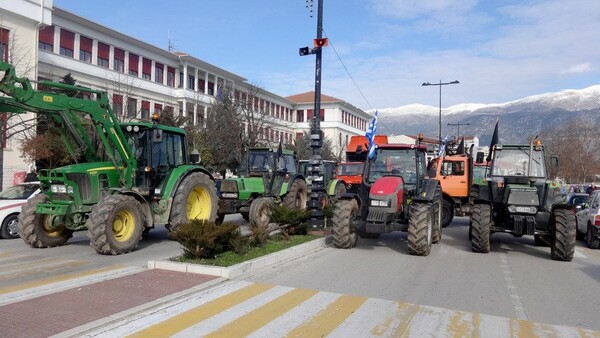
[200,87,244,176]
[237,84,271,148]
[540,119,600,183]
[287,131,336,161]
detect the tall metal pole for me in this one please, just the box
[308,0,325,228]
[422,80,460,150]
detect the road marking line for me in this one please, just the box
[205,288,319,337]
[499,252,528,320]
[0,260,90,280]
[285,294,367,337]
[0,265,126,295]
[126,283,275,338]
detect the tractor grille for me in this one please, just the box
[512,215,536,235]
[508,189,538,206]
[219,180,238,193]
[367,210,386,222]
[67,173,92,201]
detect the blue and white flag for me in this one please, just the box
[366,111,378,159]
[438,135,449,157]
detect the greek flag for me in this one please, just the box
[438,135,449,157]
[366,111,378,159]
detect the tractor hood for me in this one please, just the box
[369,176,404,211]
[503,184,540,207]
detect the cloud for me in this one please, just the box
[562,63,593,74]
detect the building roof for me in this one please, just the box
[286,91,343,104]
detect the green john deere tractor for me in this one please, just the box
[217,147,307,227]
[469,138,576,261]
[0,61,218,255]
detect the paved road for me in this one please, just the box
[0,215,599,336]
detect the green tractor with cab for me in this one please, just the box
[0,61,218,255]
[217,147,308,227]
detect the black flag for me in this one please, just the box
[486,118,499,161]
[456,137,465,155]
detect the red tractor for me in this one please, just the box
[330,142,443,256]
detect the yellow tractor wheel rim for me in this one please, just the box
[187,187,211,220]
[42,215,63,238]
[113,210,135,242]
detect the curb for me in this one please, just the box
[148,236,331,279]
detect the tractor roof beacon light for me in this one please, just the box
[151,112,160,122]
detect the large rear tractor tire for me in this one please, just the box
[18,194,72,248]
[87,195,145,255]
[441,199,453,228]
[432,185,442,244]
[470,204,491,253]
[407,203,433,256]
[168,172,218,232]
[332,182,346,204]
[331,199,359,248]
[551,209,576,261]
[282,179,308,209]
[249,197,272,228]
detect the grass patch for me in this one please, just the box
[172,234,321,267]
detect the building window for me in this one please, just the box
[128,53,139,76]
[167,67,175,87]
[141,100,150,119]
[79,35,92,63]
[154,63,164,84]
[188,75,195,90]
[113,48,125,72]
[112,94,123,116]
[97,42,110,68]
[59,29,74,58]
[198,79,205,93]
[38,26,54,52]
[142,58,152,80]
[154,103,163,115]
[127,97,137,118]
[0,28,8,62]
[297,110,304,122]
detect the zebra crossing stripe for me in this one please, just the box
[204,288,319,337]
[127,283,275,338]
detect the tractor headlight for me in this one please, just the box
[370,199,391,207]
[221,192,239,199]
[508,205,537,214]
[51,185,73,194]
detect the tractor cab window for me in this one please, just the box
[248,151,274,172]
[492,148,545,178]
[284,154,297,173]
[473,165,488,181]
[151,132,184,168]
[368,148,418,185]
[441,160,465,176]
[337,163,363,176]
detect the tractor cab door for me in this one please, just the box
[438,158,469,198]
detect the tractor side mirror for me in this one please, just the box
[152,129,163,143]
[189,149,201,164]
[550,155,559,167]
[476,152,485,164]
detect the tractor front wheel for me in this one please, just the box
[331,199,359,248]
[18,194,72,248]
[168,172,218,232]
[432,185,442,244]
[551,209,576,261]
[249,197,272,228]
[282,179,308,210]
[441,199,453,228]
[470,204,491,253]
[87,195,145,255]
[407,203,433,256]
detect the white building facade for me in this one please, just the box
[0,1,371,187]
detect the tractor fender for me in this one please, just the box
[163,165,215,199]
[107,188,153,228]
[412,178,440,203]
[283,173,306,194]
[326,178,344,196]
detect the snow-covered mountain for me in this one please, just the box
[370,85,600,145]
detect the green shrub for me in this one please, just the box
[249,223,270,247]
[169,220,240,259]
[270,205,312,224]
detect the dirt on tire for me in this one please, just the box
[407,203,433,256]
[331,199,358,248]
[470,204,491,253]
[18,194,72,248]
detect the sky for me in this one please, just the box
[53,0,600,111]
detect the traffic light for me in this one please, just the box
[299,46,311,56]
[313,38,328,48]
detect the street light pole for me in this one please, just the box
[447,122,470,140]
[422,80,460,147]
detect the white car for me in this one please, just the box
[0,182,40,239]
[575,189,600,249]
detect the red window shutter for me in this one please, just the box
[155,62,163,71]
[79,35,92,52]
[97,42,109,59]
[114,48,124,60]
[129,53,139,72]
[113,94,123,104]
[142,100,150,110]
[154,103,162,111]
[60,29,74,49]
[307,109,313,119]
[320,109,325,119]
[142,58,152,74]
[39,26,54,45]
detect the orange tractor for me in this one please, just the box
[337,135,388,194]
